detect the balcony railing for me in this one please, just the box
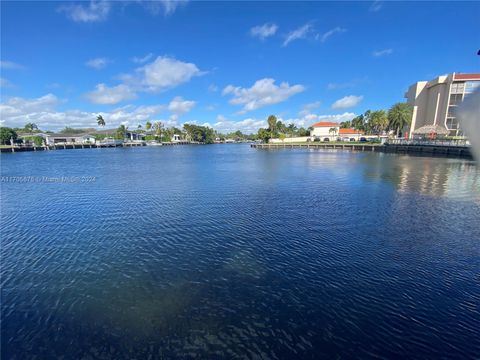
[386,139,470,147]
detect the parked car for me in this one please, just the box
[360,137,367,142]
[313,136,320,142]
[350,138,356,142]
[323,138,330,142]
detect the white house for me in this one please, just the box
[310,122,340,140]
[171,134,182,142]
[43,133,96,145]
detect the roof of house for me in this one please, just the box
[413,125,449,135]
[95,128,144,135]
[453,73,480,80]
[311,122,339,128]
[48,133,94,138]
[339,128,363,135]
[18,132,49,137]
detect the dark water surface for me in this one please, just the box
[1,145,479,359]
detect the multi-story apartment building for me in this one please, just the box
[405,73,480,137]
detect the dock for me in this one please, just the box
[0,140,205,153]
[250,142,473,160]
[0,142,146,153]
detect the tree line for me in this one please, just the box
[0,102,413,145]
[256,115,312,143]
[339,103,413,137]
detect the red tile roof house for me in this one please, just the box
[310,122,340,140]
[338,128,364,141]
[310,122,364,141]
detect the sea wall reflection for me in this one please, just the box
[361,153,479,200]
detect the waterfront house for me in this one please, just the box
[18,132,49,145]
[125,130,145,141]
[338,128,364,141]
[95,129,145,142]
[18,133,96,145]
[44,133,96,145]
[171,134,182,142]
[310,122,340,140]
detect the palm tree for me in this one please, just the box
[369,110,388,135]
[145,121,152,131]
[267,115,278,134]
[24,123,38,132]
[329,127,338,139]
[153,122,164,141]
[116,124,127,140]
[97,115,106,127]
[388,103,413,137]
[287,123,297,137]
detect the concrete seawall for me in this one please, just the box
[251,143,473,160]
[0,142,146,153]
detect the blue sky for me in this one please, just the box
[1,0,479,133]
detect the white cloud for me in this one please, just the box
[331,95,363,109]
[108,104,165,124]
[299,112,357,126]
[0,93,357,135]
[98,56,202,98]
[84,84,137,104]
[272,112,357,130]
[58,0,111,23]
[369,1,383,12]
[211,111,357,134]
[85,57,111,69]
[0,60,25,70]
[0,93,167,130]
[140,0,188,16]
[250,23,278,40]
[299,101,321,116]
[133,56,204,92]
[222,78,305,113]
[214,116,267,134]
[283,23,314,47]
[132,53,153,64]
[167,96,196,115]
[372,48,393,57]
[0,94,62,117]
[318,27,346,43]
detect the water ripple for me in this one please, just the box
[1,146,479,359]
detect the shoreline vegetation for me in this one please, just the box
[0,102,469,154]
[0,102,415,147]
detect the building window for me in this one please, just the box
[447,106,457,118]
[449,93,463,106]
[450,82,465,94]
[465,81,480,94]
[446,118,459,130]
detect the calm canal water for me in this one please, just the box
[1,145,479,359]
